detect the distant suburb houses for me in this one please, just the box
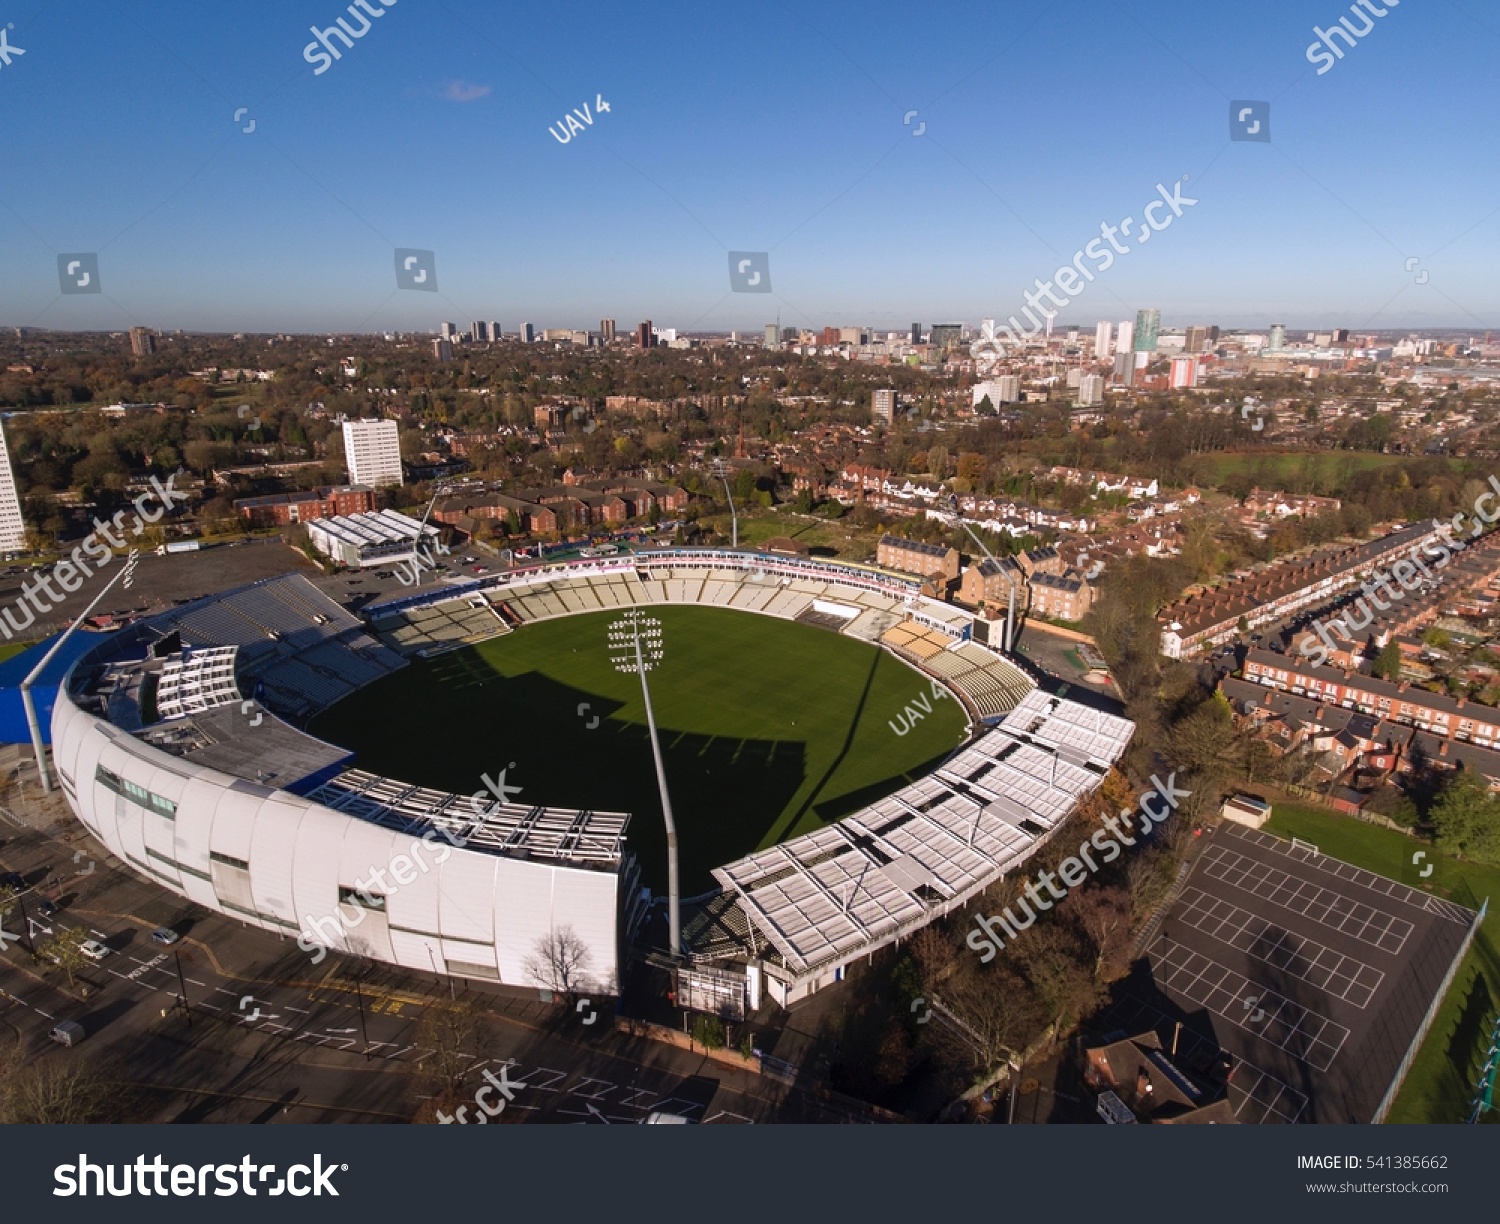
[432,477,687,537]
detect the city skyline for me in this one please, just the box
[1,1,1496,335]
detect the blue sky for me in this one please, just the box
[1,0,1497,335]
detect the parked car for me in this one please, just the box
[150,927,179,946]
[36,898,57,918]
[79,939,110,962]
[0,871,24,891]
[49,1020,86,1047]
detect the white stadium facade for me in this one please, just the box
[51,549,1132,1008]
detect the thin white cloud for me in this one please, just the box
[439,79,492,103]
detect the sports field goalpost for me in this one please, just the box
[1291,837,1320,856]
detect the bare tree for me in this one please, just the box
[1065,885,1134,985]
[1009,921,1103,1034]
[523,925,593,999]
[0,1059,120,1123]
[414,996,488,1100]
[929,958,1046,1075]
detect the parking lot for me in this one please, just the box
[1103,822,1477,1122]
[0,817,865,1124]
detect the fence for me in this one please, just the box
[1371,898,1488,1123]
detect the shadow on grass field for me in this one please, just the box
[1265,803,1498,1124]
[311,606,968,892]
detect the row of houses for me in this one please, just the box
[1241,647,1500,757]
[1222,674,1500,796]
[1291,530,1500,664]
[1158,521,1441,658]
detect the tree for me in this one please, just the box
[1372,639,1403,681]
[0,1056,125,1123]
[905,923,1045,1076]
[1010,921,1103,1032]
[413,996,489,1101]
[522,924,594,998]
[44,927,91,988]
[1429,770,1500,864]
[1165,693,1237,781]
[691,1015,726,1049]
[1065,886,1133,986]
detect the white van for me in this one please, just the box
[49,1020,86,1047]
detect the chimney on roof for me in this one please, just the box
[1397,682,1408,693]
[1439,740,1449,757]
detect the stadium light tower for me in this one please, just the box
[607,608,680,958]
[24,549,140,794]
[711,459,738,549]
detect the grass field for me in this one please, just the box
[1185,450,1466,492]
[311,606,969,891]
[699,507,886,562]
[1265,803,1498,1125]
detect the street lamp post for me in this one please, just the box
[607,609,680,958]
[173,950,192,1028]
[354,968,371,1060]
[23,549,140,794]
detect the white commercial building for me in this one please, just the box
[0,420,26,554]
[307,509,436,569]
[973,377,1020,407]
[1095,320,1112,361]
[342,419,403,488]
